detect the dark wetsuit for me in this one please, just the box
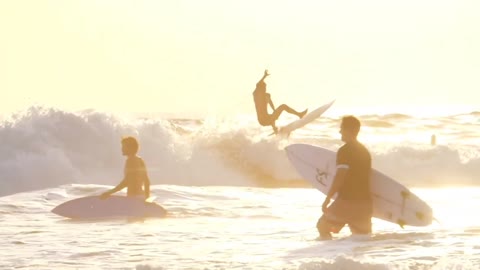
[336,141,371,201]
[320,141,373,234]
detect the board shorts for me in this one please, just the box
[318,198,373,234]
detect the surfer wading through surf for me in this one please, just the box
[252,69,307,134]
[317,116,373,240]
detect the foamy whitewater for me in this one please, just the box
[1,106,479,269]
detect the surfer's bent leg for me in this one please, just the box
[272,104,307,120]
[319,198,372,237]
[346,201,372,235]
[317,215,344,240]
[271,125,278,134]
[316,216,333,240]
[317,198,354,239]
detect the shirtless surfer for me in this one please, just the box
[252,70,307,133]
[100,136,151,200]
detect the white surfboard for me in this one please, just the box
[285,143,433,227]
[277,99,335,136]
[51,195,167,219]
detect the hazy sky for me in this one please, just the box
[1,0,479,117]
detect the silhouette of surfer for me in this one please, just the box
[100,136,151,200]
[252,70,307,134]
[316,116,372,240]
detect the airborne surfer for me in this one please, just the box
[252,69,307,134]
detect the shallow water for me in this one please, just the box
[1,185,479,269]
[1,108,479,269]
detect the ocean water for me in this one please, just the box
[1,106,479,269]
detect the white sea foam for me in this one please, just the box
[0,106,479,197]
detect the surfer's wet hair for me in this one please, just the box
[341,116,361,136]
[121,136,139,155]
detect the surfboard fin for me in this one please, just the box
[145,196,157,203]
[397,219,406,229]
[415,211,424,221]
[400,190,410,199]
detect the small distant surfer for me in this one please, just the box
[252,69,307,134]
[431,134,436,146]
[100,136,151,200]
[316,116,373,240]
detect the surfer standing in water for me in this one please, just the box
[252,69,307,134]
[100,136,151,200]
[317,116,372,240]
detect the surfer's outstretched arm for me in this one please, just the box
[257,69,269,84]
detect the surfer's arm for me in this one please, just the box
[100,179,127,199]
[100,159,133,198]
[322,168,347,211]
[257,69,269,83]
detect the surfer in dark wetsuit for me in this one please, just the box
[100,136,151,199]
[252,69,307,134]
[316,116,372,240]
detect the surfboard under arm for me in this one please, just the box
[284,143,434,227]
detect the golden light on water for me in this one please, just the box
[418,187,480,229]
